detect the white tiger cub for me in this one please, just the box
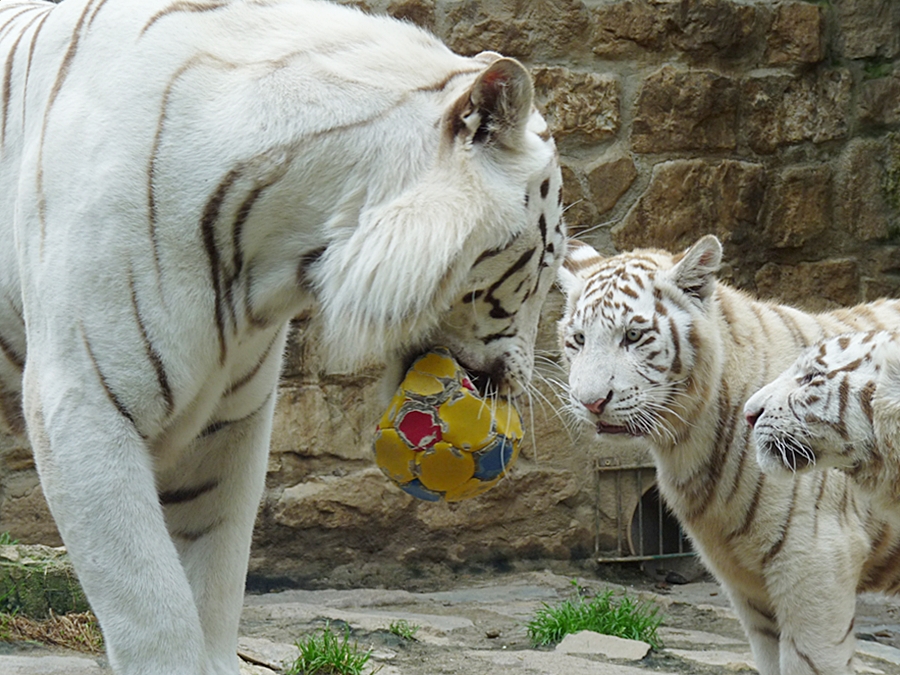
[558,235,900,675]
[0,1,566,674]
[746,331,900,515]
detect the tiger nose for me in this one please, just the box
[745,407,762,428]
[584,392,612,415]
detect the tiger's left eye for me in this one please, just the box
[624,328,642,344]
[798,372,819,385]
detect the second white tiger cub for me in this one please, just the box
[746,331,900,514]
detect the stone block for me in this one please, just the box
[272,467,414,531]
[559,164,595,233]
[632,66,737,153]
[742,70,851,154]
[859,73,900,128]
[386,0,435,29]
[612,159,766,252]
[589,0,669,58]
[872,246,900,275]
[413,466,580,532]
[754,260,861,311]
[834,0,900,59]
[863,276,900,303]
[589,0,758,61]
[835,138,892,242]
[766,2,824,65]
[269,381,381,462]
[441,0,591,60]
[888,133,900,214]
[0,472,61,546]
[763,166,831,248]
[587,155,638,216]
[667,0,758,59]
[1,435,34,472]
[532,67,620,143]
[556,630,651,660]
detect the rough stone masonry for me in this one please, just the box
[1,0,899,587]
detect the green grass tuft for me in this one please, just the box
[0,533,18,546]
[527,580,663,650]
[387,619,419,641]
[285,622,380,675]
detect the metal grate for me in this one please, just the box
[595,460,694,563]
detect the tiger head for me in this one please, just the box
[315,55,566,398]
[744,331,900,475]
[556,235,724,446]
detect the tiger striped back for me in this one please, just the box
[558,235,900,675]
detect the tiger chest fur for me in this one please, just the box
[558,235,900,675]
[0,1,566,674]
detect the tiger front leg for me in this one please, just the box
[725,590,781,675]
[22,361,209,675]
[765,512,861,675]
[158,390,279,675]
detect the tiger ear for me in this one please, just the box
[457,57,533,149]
[557,239,603,298]
[669,235,722,302]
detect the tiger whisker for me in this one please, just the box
[569,215,618,238]
[522,380,580,441]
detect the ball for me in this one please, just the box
[373,347,523,502]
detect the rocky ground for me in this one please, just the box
[3,562,900,675]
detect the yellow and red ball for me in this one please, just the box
[373,348,523,502]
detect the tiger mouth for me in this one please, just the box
[465,368,497,398]
[595,421,638,436]
[761,436,816,471]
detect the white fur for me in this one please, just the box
[0,1,565,673]
[559,236,900,675]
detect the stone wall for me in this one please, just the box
[1,0,899,587]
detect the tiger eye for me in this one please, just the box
[625,328,642,343]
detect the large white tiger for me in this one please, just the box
[0,1,566,673]
[746,331,900,516]
[558,235,900,675]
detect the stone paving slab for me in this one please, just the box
[0,654,106,674]
[658,627,746,647]
[858,641,900,668]
[556,631,651,660]
[666,647,756,671]
[468,648,679,675]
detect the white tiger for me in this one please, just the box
[0,1,566,673]
[746,331,900,516]
[558,235,900,675]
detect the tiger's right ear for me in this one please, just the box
[557,239,603,298]
[670,234,722,302]
[453,57,533,149]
